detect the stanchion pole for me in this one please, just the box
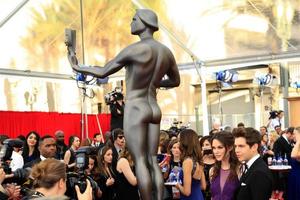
[95,114,104,143]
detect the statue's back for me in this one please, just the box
[125,38,176,100]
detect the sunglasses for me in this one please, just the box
[117,135,125,139]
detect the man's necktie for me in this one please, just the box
[242,162,248,175]
[239,161,248,178]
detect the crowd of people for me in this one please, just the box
[158,122,299,200]
[0,110,299,200]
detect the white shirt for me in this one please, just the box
[114,144,122,155]
[40,155,47,161]
[246,154,260,170]
[282,134,290,144]
[268,118,281,131]
[93,142,102,147]
[10,151,24,172]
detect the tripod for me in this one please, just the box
[80,83,88,139]
[80,83,104,141]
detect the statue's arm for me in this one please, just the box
[67,46,133,78]
[160,55,180,88]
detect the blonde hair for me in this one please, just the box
[31,158,66,189]
[269,131,279,143]
[295,127,300,133]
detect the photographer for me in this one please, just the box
[0,168,9,199]
[109,91,124,131]
[66,147,102,200]
[0,167,22,200]
[24,158,92,200]
[0,136,57,198]
[268,110,284,131]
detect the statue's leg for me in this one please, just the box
[147,123,164,200]
[124,109,152,200]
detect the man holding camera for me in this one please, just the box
[0,168,21,200]
[109,92,125,131]
[268,110,284,131]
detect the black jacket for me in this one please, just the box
[236,156,273,200]
[0,191,8,200]
[23,157,42,169]
[111,145,119,175]
[273,136,293,160]
[110,102,124,131]
[56,142,68,160]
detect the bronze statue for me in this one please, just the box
[67,9,180,200]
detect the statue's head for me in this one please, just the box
[131,9,159,35]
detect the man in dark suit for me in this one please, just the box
[23,135,57,168]
[109,92,125,131]
[92,133,104,149]
[272,127,294,198]
[55,130,68,160]
[234,127,273,200]
[110,128,125,174]
[273,127,294,160]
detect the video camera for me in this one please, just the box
[0,139,23,174]
[269,110,278,119]
[104,88,124,105]
[203,149,213,155]
[66,146,99,200]
[167,120,189,136]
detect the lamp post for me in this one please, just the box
[215,70,239,127]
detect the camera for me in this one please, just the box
[0,139,23,174]
[269,110,278,119]
[203,149,213,155]
[167,120,189,136]
[104,88,124,105]
[66,146,99,200]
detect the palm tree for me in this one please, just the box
[20,0,136,112]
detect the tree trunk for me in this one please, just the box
[46,82,56,112]
[4,79,12,110]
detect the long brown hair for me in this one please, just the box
[167,139,180,161]
[211,131,238,181]
[96,145,114,177]
[179,129,202,164]
[119,146,134,167]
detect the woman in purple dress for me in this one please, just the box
[210,131,239,200]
